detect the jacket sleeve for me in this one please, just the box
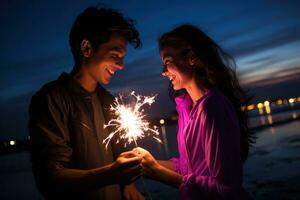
[179,97,242,199]
[29,89,72,195]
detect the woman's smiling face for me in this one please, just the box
[160,47,193,91]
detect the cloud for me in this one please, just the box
[243,55,276,65]
[237,55,283,76]
[241,66,300,86]
[246,75,300,103]
[228,24,300,58]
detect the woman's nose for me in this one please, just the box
[115,60,124,70]
[161,70,169,77]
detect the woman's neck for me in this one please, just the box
[185,80,205,106]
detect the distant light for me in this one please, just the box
[265,107,271,114]
[264,101,271,114]
[292,112,298,119]
[267,115,273,125]
[289,98,295,104]
[247,104,255,111]
[159,119,165,125]
[171,115,178,121]
[257,104,264,115]
[297,97,300,102]
[257,103,264,108]
[276,99,283,105]
[264,101,270,106]
[9,140,16,146]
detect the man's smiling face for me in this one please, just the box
[84,35,127,85]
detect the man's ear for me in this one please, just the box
[81,39,93,58]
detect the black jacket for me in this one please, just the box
[29,73,122,199]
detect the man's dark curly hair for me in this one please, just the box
[69,6,141,64]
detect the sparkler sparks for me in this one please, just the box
[103,91,162,149]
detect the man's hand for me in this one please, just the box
[111,151,142,185]
[123,184,145,200]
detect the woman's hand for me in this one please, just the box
[133,147,161,180]
[133,147,183,188]
[123,184,145,200]
[110,151,142,185]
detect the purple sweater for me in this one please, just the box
[171,88,253,200]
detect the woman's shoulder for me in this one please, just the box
[175,93,193,109]
[199,88,231,114]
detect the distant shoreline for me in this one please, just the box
[1,114,300,156]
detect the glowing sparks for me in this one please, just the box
[103,91,162,149]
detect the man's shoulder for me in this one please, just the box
[31,73,69,103]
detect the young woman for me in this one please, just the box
[134,25,254,199]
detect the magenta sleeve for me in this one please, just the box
[179,96,243,199]
[169,157,180,173]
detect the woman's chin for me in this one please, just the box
[172,85,181,91]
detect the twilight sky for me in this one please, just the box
[1,0,300,140]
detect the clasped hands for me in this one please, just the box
[111,147,160,200]
[111,147,160,185]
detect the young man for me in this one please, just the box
[29,7,144,200]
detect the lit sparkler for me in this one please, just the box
[103,91,162,149]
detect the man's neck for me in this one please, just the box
[71,64,97,93]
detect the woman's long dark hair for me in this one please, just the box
[159,25,254,162]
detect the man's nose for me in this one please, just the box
[162,65,168,74]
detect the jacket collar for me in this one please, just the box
[58,72,107,98]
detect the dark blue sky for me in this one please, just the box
[1,0,300,140]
